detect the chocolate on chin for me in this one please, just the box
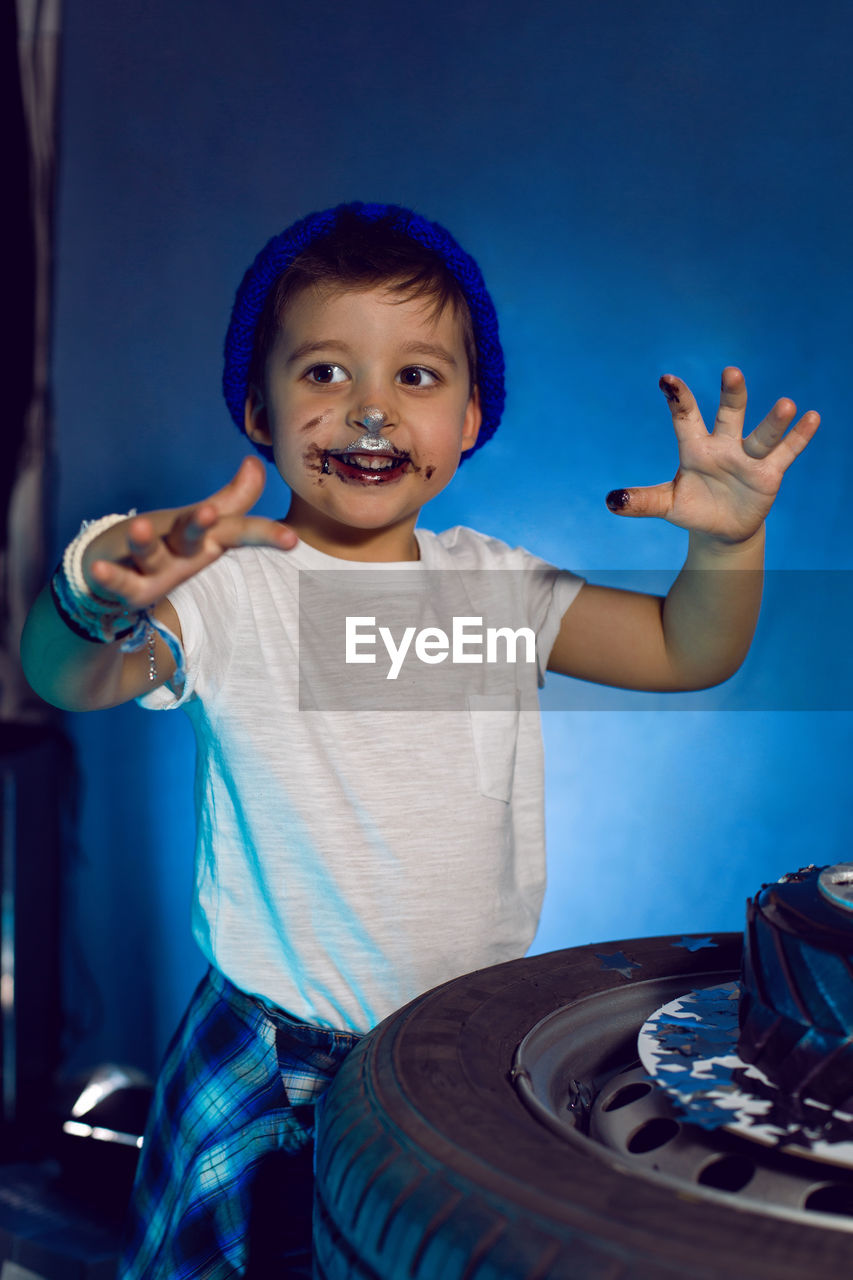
[739,863,853,1112]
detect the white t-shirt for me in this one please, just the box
[139,526,582,1033]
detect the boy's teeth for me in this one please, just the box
[345,453,398,470]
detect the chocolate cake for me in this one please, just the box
[739,863,853,1112]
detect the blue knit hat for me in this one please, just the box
[222,202,504,461]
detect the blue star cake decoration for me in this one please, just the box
[671,935,718,952]
[594,950,641,979]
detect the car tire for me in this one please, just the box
[313,934,853,1279]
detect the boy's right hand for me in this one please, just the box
[84,457,296,612]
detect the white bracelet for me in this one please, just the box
[50,512,186,685]
[52,513,139,643]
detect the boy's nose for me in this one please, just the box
[356,407,387,435]
[346,404,396,437]
[344,404,398,454]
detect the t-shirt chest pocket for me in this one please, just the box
[467,693,520,803]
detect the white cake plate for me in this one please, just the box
[638,983,853,1168]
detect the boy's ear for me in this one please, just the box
[244,385,272,447]
[460,385,482,454]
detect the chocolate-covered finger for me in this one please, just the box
[606,482,674,519]
[605,489,631,512]
[659,375,705,441]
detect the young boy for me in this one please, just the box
[21,202,818,1278]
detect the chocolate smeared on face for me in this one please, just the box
[301,414,326,434]
[304,441,420,485]
[304,442,328,478]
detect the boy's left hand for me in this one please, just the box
[606,367,820,543]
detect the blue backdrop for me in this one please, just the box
[52,0,851,1075]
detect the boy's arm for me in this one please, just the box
[21,457,296,711]
[548,368,819,691]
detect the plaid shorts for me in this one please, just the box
[117,966,360,1279]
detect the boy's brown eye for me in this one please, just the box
[398,366,437,387]
[307,363,347,384]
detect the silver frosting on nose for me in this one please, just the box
[358,407,387,434]
[346,406,390,453]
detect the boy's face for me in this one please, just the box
[245,283,481,560]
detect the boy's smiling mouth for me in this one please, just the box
[321,447,414,483]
